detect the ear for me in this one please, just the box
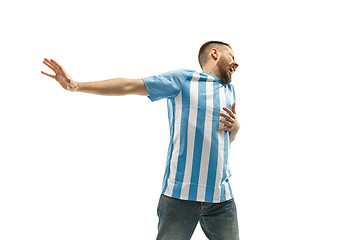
[210,48,220,61]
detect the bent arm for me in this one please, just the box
[77,78,149,96]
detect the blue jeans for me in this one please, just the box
[156,194,239,240]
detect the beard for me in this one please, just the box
[216,56,232,85]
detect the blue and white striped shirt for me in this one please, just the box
[143,69,236,203]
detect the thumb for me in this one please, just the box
[231,102,236,114]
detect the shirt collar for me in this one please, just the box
[203,73,226,86]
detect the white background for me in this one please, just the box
[1,0,359,239]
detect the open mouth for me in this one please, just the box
[228,66,235,75]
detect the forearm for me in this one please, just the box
[77,78,129,96]
[76,78,148,96]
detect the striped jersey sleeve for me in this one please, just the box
[142,69,194,101]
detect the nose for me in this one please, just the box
[232,61,239,71]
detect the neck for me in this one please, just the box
[202,65,220,80]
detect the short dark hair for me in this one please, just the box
[198,41,232,69]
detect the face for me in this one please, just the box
[216,47,239,85]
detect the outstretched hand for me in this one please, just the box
[41,58,78,91]
[219,102,240,135]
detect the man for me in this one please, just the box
[42,41,240,240]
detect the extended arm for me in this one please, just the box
[76,78,148,96]
[41,58,149,96]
